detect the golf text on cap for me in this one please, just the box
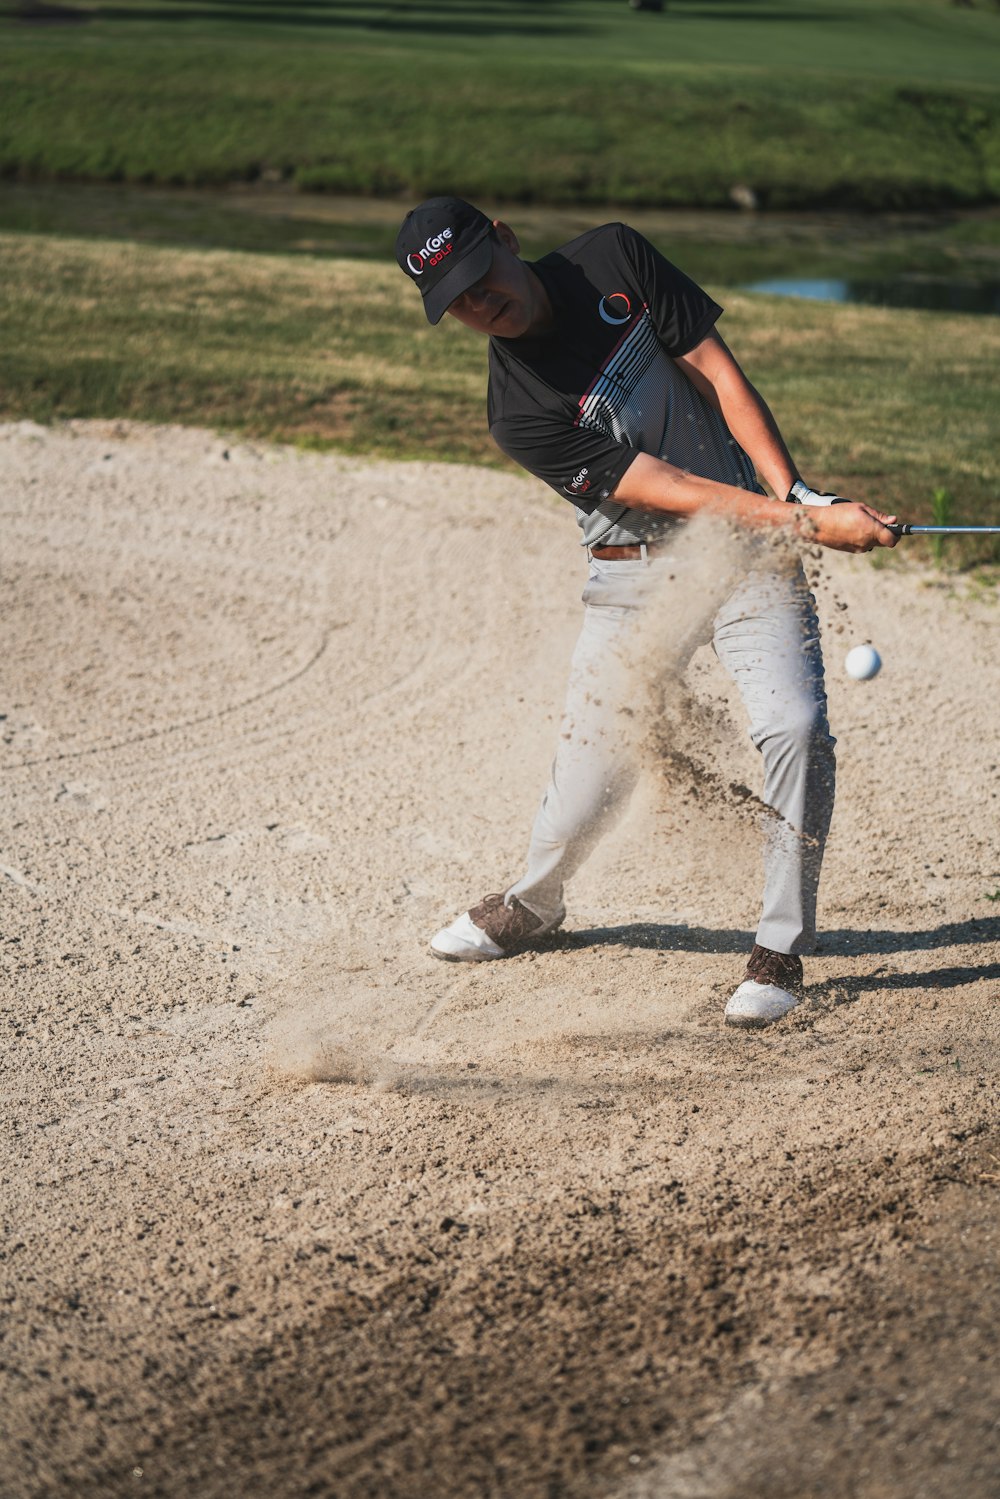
[406,228,454,276]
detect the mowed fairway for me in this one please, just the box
[1,419,998,1498]
[2,0,1000,207]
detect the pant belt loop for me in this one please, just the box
[640,542,648,566]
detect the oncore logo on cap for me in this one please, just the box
[406,228,454,276]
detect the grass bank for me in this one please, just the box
[3,181,1000,295]
[1,229,996,564]
[3,0,1000,211]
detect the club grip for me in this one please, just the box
[887,523,911,537]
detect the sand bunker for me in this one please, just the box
[1,421,997,1498]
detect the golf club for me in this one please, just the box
[888,524,1000,537]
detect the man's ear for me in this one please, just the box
[492,220,521,256]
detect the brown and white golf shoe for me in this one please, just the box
[429,892,565,962]
[724,943,804,1028]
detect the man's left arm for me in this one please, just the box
[673,329,800,502]
[608,323,898,550]
[677,328,897,522]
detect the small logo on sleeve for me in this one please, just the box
[565,466,592,496]
[598,292,632,326]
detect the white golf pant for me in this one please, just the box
[507,554,836,955]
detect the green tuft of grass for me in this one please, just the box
[931,486,953,563]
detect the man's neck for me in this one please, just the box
[521,265,555,338]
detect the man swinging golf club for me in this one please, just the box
[397,198,898,1027]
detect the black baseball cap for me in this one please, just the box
[395,196,495,325]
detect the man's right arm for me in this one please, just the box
[612,453,898,554]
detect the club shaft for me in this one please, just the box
[889,524,1000,536]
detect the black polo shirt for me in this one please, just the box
[488,223,759,547]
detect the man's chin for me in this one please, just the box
[492,307,531,339]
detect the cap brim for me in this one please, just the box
[423,230,495,325]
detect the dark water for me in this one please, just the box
[746,276,1000,316]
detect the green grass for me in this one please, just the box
[0,231,495,464]
[1,228,996,563]
[2,0,1000,210]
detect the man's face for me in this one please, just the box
[445,223,551,340]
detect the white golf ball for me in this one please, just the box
[844,644,882,681]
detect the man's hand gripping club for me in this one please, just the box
[786,478,898,554]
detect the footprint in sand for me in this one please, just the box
[183,831,247,860]
[1,713,51,753]
[54,780,107,812]
[275,826,331,854]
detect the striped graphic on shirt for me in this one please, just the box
[575,303,758,496]
[576,307,659,439]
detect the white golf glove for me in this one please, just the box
[786,479,851,507]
